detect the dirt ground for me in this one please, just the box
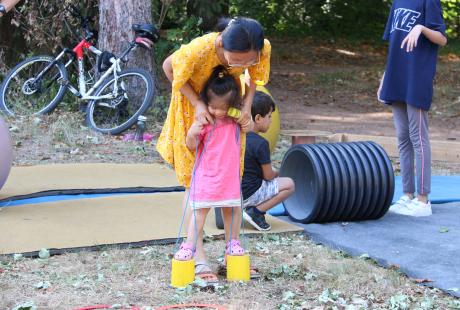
[1,39,460,309]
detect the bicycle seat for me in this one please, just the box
[132,23,159,43]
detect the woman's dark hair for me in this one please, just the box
[216,17,264,52]
[251,91,275,119]
[200,65,242,109]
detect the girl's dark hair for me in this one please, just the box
[251,91,275,119]
[216,17,264,52]
[200,65,242,109]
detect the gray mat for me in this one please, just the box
[280,202,460,297]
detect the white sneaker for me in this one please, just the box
[394,198,432,217]
[389,195,412,213]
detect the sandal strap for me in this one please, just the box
[180,242,195,251]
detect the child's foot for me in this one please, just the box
[388,195,412,213]
[195,262,219,285]
[394,198,432,217]
[174,242,194,260]
[226,239,245,256]
[243,207,271,231]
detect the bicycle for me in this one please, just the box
[0,6,159,134]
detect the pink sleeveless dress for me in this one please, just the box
[189,118,242,209]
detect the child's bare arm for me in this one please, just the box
[261,163,278,181]
[401,25,447,52]
[186,121,203,151]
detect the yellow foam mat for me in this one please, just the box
[0,164,179,200]
[0,192,302,254]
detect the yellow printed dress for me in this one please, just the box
[156,32,271,187]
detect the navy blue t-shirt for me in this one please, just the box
[242,132,271,200]
[380,0,446,110]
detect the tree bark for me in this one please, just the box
[98,1,155,75]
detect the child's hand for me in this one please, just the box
[189,120,204,137]
[401,25,423,52]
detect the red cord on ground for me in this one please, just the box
[155,304,228,310]
[74,306,140,310]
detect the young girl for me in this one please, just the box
[378,0,447,216]
[174,66,246,283]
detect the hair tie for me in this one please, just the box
[218,72,225,78]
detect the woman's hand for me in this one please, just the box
[238,106,253,133]
[194,100,214,125]
[401,25,423,52]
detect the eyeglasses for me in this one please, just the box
[227,52,260,68]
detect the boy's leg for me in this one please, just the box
[407,104,431,201]
[392,102,415,197]
[254,177,295,213]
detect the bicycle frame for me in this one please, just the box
[35,38,139,103]
[53,39,122,101]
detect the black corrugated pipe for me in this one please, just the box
[280,141,394,223]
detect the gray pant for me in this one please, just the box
[392,102,431,195]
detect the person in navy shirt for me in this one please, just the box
[242,91,295,230]
[378,0,447,216]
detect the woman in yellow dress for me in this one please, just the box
[157,17,271,282]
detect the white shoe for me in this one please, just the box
[389,195,412,213]
[394,198,432,217]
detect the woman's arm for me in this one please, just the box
[0,0,20,17]
[237,77,256,132]
[162,55,213,125]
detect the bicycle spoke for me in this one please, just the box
[90,72,149,131]
[1,57,66,116]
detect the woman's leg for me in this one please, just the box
[407,104,431,202]
[392,102,415,197]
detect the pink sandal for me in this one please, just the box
[174,242,195,261]
[225,239,245,256]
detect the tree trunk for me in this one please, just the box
[98,1,155,76]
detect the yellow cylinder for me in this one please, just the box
[170,258,195,288]
[226,254,250,282]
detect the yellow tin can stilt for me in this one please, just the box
[226,254,250,282]
[170,258,195,288]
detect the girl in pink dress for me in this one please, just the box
[174,66,246,280]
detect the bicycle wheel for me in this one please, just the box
[85,68,154,134]
[0,55,68,116]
